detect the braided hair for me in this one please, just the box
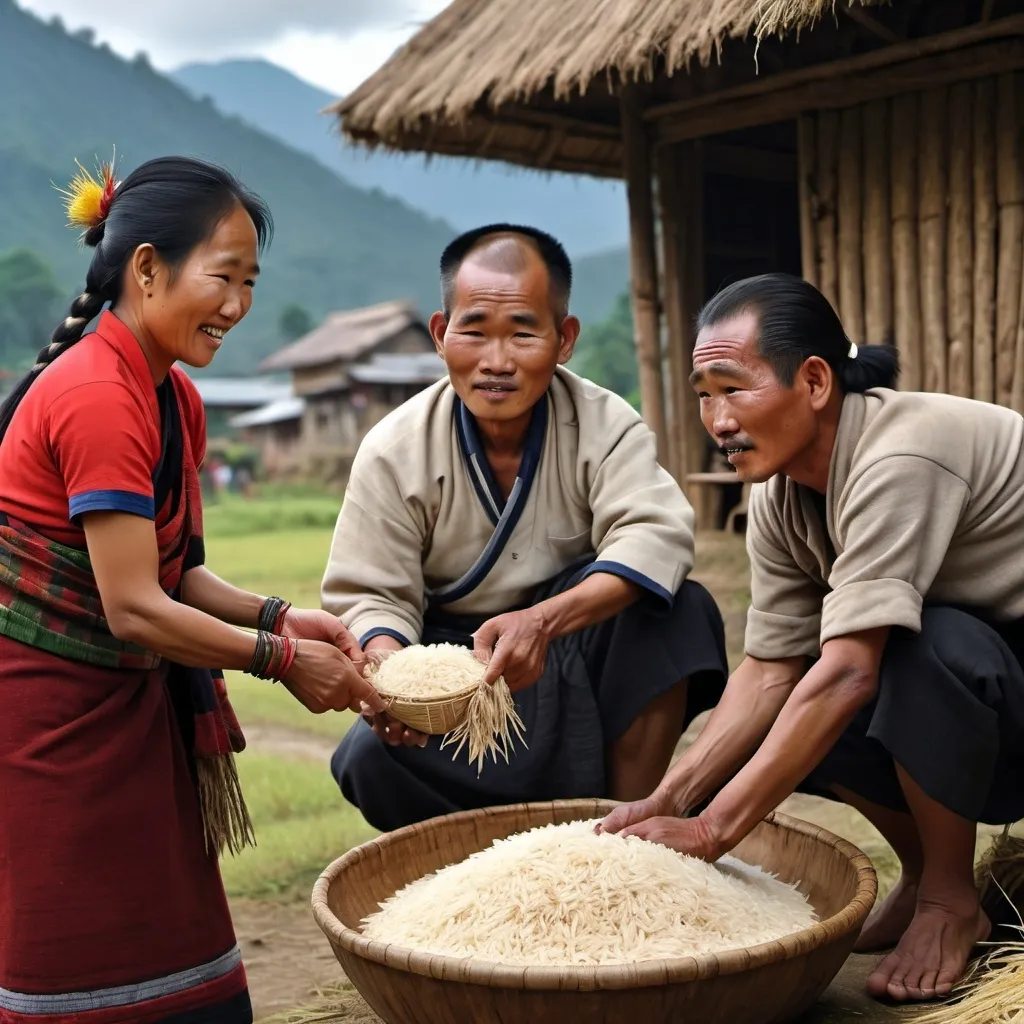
[0,156,272,446]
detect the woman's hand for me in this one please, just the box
[279,607,365,668]
[282,640,385,715]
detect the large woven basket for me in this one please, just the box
[312,799,877,1024]
[374,682,478,734]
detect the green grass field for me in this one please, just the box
[205,512,375,902]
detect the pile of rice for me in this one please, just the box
[361,819,817,965]
[365,643,526,774]
[369,642,486,696]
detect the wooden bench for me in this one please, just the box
[685,472,750,533]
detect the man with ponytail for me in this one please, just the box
[601,273,1024,1006]
[0,155,384,1024]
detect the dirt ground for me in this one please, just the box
[231,534,1015,1022]
[233,718,1004,1023]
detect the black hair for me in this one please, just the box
[0,155,272,445]
[439,223,573,321]
[696,272,899,393]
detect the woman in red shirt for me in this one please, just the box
[0,155,384,1024]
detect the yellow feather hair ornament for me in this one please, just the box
[55,153,119,233]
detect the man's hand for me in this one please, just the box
[617,815,725,863]
[596,790,676,836]
[472,607,551,692]
[359,637,429,748]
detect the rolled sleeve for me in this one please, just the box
[744,484,825,660]
[822,455,969,642]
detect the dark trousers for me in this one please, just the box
[331,568,729,833]
[802,606,1024,825]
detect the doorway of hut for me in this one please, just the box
[692,119,802,531]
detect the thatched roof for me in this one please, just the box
[332,0,889,175]
[259,299,429,373]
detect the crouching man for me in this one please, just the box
[600,274,1024,1005]
[323,224,729,833]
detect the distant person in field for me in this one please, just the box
[323,224,728,831]
[600,274,1024,1005]
[0,156,383,1024]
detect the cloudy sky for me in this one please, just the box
[18,0,445,97]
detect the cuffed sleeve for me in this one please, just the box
[821,455,969,642]
[587,415,695,606]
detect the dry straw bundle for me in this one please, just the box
[916,825,1024,1024]
[365,643,525,774]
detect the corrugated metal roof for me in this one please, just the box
[191,377,293,408]
[229,397,306,428]
[349,351,447,385]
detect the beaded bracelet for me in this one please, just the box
[258,596,292,635]
[245,630,298,682]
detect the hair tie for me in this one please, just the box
[56,150,119,234]
[848,342,859,360]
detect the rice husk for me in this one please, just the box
[361,819,817,966]
[365,643,526,774]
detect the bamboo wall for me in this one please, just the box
[797,72,1024,409]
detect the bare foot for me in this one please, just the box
[865,896,990,1002]
[855,873,918,953]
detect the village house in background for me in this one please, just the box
[190,377,294,438]
[330,0,1024,530]
[234,299,444,481]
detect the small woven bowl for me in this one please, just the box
[375,682,479,735]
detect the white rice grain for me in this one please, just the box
[361,819,817,966]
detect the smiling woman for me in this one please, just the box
[0,155,384,1024]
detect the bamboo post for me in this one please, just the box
[797,114,819,288]
[816,111,841,313]
[621,86,668,462]
[996,73,1024,411]
[837,106,865,345]
[973,77,998,403]
[655,145,685,484]
[947,82,974,399]
[862,100,893,346]
[918,87,949,395]
[891,93,923,391]
[657,141,713,526]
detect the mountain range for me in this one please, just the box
[1,0,629,375]
[172,58,629,260]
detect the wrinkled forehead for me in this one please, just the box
[692,311,763,372]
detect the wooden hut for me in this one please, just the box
[329,0,1024,526]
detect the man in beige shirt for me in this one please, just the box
[601,273,1024,1005]
[324,225,728,834]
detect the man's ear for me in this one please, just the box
[800,355,835,412]
[557,315,581,365]
[428,311,448,358]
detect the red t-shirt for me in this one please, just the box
[0,311,206,546]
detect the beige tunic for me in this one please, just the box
[322,367,695,645]
[745,388,1024,660]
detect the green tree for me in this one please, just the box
[572,293,640,408]
[0,249,65,370]
[279,302,314,341]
